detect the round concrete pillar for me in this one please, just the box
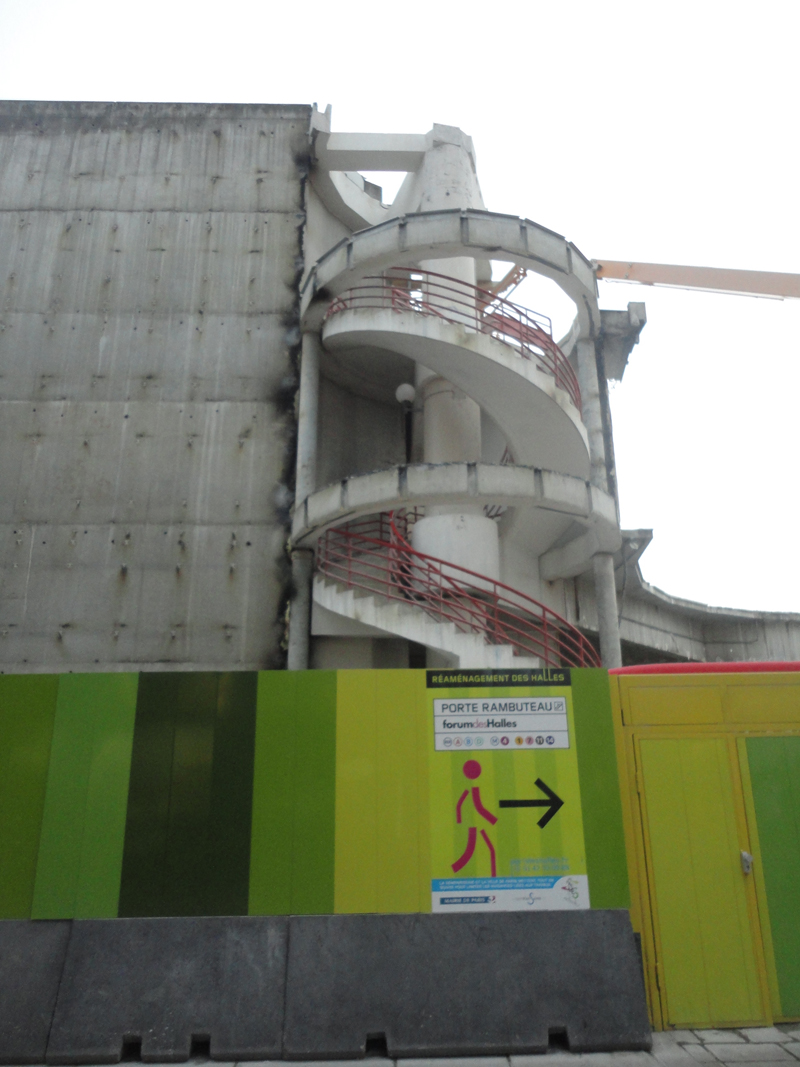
[421,376,481,463]
[412,508,500,583]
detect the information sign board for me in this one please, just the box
[427,668,589,913]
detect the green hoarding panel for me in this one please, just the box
[206,671,257,915]
[119,672,256,917]
[746,736,800,1017]
[117,672,180,916]
[0,674,59,918]
[157,672,218,916]
[249,671,337,915]
[31,673,138,918]
[571,668,630,909]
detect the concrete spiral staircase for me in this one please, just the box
[295,209,621,669]
[312,512,599,669]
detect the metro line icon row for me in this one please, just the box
[433,696,570,751]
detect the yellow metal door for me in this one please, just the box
[638,737,768,1028]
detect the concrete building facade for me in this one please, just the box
[0,102,308,672]
[1,99,798,673]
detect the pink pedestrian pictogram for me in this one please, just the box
[452,759,497,877]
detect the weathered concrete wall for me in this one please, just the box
[316,375,405,487]
[0,101,310,671]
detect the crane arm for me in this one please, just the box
[594,260,800,299]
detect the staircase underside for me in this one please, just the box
[313,574,542,669]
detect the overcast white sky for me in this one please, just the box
[1,0,798,612]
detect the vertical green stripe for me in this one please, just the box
[571,668,630,908]
[207,672,257,915]
[119,672,257,917]
[117,673,178,916]
[160,673,218,916]
[32,673,138,918]
[0,675,59,918]
[746,736,800,1016]
[249,671,337,915]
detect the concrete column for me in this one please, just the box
[575,339,609,492]
[287,548,314,670]
[295,332,321,505]
[288,332,321,671]
[412,509,500,581]
[411,272,500,583]
[593,552,623,669]
[576,338,623,669]
[421,376,481,462]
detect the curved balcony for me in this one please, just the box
[292,462,621,580]
[325,268,581,410]
[300,208,600,341]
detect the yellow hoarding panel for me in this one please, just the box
[724,684,800,724]
[639,737,767,1028]
[627,683,723,726]
[333,670,430,914]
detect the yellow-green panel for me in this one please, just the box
[249,671,336,915]
[0,675,59,918]
[640,737,766,1028]
[334,671,377,913]
[374,671,430,913]
[725,684,800,724]
[628,684,723,726]
[32,674,138,919]
[334,670,429,913]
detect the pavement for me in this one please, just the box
[13,1029,800,1067]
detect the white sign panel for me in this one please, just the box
[431,875,589,912]
[433,696,569,751]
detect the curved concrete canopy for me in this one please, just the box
[301,209,600,339]
[292,462,620,579]
[323,308,590,479]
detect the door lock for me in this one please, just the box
[740,850,754,875]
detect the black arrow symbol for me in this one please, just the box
[498,777,564,828]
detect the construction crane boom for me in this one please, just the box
[594,260,800,299]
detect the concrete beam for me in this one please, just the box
[600,303,647,381]
[316,133,428,172]
[309,169,389,232]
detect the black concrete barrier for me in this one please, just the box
[0,919,71,1065]
[0,910,650,1062]
[45,916,288,1063]
[283,910,652,1059]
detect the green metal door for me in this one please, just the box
[745,736,800,1019]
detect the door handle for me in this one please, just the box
[741,850,754,875]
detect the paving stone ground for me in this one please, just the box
[14,1029,800,1067]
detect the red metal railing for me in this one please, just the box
[324,267,581,410]
[316,512,600,668]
